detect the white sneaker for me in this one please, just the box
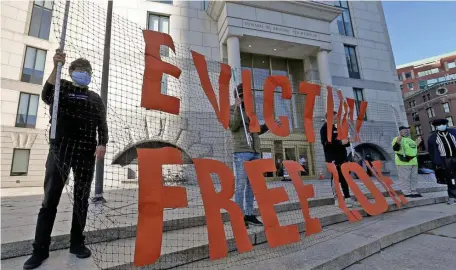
[344,198,353,207]
[448,198,456,205]
[350,197,359,206]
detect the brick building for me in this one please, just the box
[397,51,456,95]
[404,79,456,148]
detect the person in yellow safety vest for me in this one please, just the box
[392,126,422,198]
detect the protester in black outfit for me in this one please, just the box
[320,111,356,207]
[24,50,108,270]
[427,118,456,205]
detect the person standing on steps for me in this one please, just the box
[23,50,108,270]
[320,111,357,207]
[427,119,456,205]
[229,83,280,228]
[392,126,422,198]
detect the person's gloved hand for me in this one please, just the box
[95,145,106,159]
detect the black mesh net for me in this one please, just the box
[42,1,441,269]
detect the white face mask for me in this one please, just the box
[437,125,447,131]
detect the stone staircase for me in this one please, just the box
[1,184,450,270]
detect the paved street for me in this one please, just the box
[346,223,456,270]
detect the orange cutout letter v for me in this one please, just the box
[193,159,253,259]
[142,30,182,115]
[192,51,231,129]
[134,147,188,266]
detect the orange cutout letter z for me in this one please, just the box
[142,30,182,114]
[244,159,300,247]
[193,159,253,260]
[134,147,188,266]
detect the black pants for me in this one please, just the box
[443,157,456,199]
[331,163,351,199]
[33,142,96,252]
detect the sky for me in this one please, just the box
[382,1,456,66]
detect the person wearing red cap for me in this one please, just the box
[428,119,456,205]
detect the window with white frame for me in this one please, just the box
[21,46,47,85]
[29,1,53,40]
[447,116,454,127]
[417,68,439,77]
[415,125,422,135]
[448,61,456,69]
[430,122,436,132]
[147,13,170,93]
[344,45,360,79]
[335,1,353,37]
[426,107,435,118]
[405,72,412,79]
[412,112,420,122]
[11,149,30,176]
[443,102,450,113]
[407,82,414,90]
[15,93,39,128]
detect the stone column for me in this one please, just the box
[317,50,332,86]
[316,49,333,178]
[227,36,241,84]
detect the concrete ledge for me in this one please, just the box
[102,192,449,270]
[0,192,451,270]
[214,201,456,270]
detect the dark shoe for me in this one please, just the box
[70,243,92,259]
[244,220,250,229]
[404,194,415,198]
[244,215,263,226]
[23,252,49,269]
[411,194,423,198]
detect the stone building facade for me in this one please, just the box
[1,0,405,188]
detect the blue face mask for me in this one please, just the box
[71,71,91,86]
[437,125,447,131]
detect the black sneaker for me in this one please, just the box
[244,215,263,226]
[404,194,415,198]
[412,194,423,198]
[23,252,49,269]
[70,243,92,259]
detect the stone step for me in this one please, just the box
[2,185,444,260]
[3,191,447,270]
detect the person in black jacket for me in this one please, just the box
[320,111,356,207]
[24,50,108,270]
[427,118,456,205]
